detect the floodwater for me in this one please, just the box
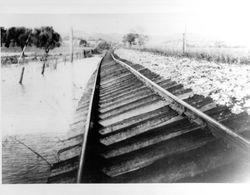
[1,56,101,183]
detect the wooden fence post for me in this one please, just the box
[83,50,86,58]
[19,67,25,84]
[41,63,45,75]
[54,58,58,69]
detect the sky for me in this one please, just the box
[1,0,250,46]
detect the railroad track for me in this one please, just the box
[48,51,250,183]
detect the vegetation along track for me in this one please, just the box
[48,51,250,183]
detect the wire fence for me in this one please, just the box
[1,49,94,66]
[1,49,95,84]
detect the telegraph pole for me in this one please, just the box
[182,33,186,54]
[182,25,187,54]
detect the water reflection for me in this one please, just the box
[20,83,26,94]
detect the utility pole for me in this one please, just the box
[70,26,74,63]
[182,33,186,54]
[183,26,187,54]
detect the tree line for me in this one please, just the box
[1,26,61,57]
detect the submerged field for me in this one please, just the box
[1,44,87,56]
[1,56,101,183]
[115,48,250,115]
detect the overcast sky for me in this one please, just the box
[1,0,250,46]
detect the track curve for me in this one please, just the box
[48,51,250,183]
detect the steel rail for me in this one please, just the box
[111,53,250,154]
[76,56,103,183]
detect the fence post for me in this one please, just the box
[41,63,45,75]
[54,58,58,69]
[83,50,86,58]
[19,67,25,84]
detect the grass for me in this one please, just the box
[131,46,250,65]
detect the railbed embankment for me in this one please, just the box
[115,48,250,115]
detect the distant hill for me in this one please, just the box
[146,33,246,48]
[61,30,246,49]
[62,30,123,43]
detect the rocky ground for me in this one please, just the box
[115,48,250,115]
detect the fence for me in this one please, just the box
[1,49,94,66]
[0,49,95,84]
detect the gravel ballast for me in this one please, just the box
[115,48,250,115]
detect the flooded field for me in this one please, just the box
[1,56,101,183]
